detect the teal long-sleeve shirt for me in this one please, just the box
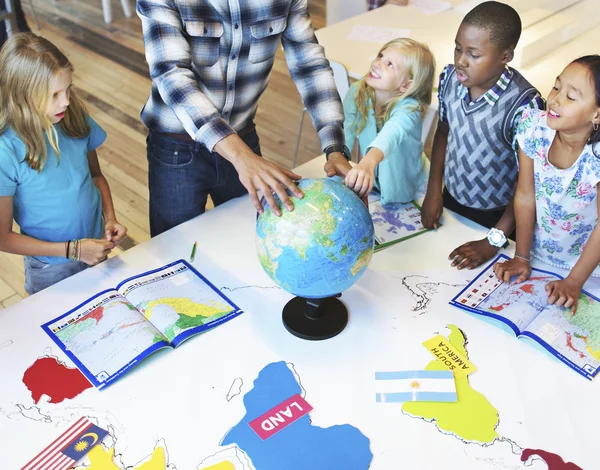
[343,82,426,205]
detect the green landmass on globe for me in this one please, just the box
[256,178,374,298]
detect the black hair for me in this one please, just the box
[462,1,522,50]
[573,55,600,147]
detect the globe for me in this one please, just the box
[256,178,374,299]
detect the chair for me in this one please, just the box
[421,102,438,144]
[101,0,132,24]
[27,0,132,26]
[291,60,350,168]
[0,0,18,36]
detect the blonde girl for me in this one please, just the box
[0,33,127,295]
[344,38,436,204]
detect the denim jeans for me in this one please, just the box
[24,256,88,295]
[147,128,261,236]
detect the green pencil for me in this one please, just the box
[190,241,197,262]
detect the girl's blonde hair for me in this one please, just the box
[351,38,435,135]
[0,32,90,171]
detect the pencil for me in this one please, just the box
[190,241,197,262]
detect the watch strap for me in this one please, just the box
[325,145,351,161]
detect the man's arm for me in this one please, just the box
[281,0,345,154]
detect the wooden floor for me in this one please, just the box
[0,0,326,308]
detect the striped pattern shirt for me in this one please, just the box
[438,64,545,152]
[137,0,345,151]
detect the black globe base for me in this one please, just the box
[282,295,348,340]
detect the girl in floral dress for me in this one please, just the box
[494,56,600,314]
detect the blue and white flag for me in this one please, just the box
[375,370,457,403]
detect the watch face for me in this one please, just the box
[488,229,505,247]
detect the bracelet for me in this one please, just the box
[514,252,531,262]
[70,239,79,261]
[65,241,70,259]
[77,239,81,261]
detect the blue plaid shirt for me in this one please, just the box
[438,64,545,152]
[137,0,345,151]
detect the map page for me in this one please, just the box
[42,260,243,388]
[42,289,170,388]
[116,260,242,347]
[450,254,600,380]
[369,199,430,251]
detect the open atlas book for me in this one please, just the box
[368,192,431,251]
[42,260,242,388]
[450,254,600,380]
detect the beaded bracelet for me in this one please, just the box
[70,239,79,261]
[514,252,531,262]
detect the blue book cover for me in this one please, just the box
[41,260,243,389]
[450,254,600,381]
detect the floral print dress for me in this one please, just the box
[516,108,600,276]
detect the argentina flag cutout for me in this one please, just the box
[375,370,457,403]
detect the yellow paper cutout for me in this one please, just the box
[422,334,476,378]
[135,447,166,470]
[86,445,166,470]
[202,461,235,470]
[405,325,499,443]
[87,446,120,470]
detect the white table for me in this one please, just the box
[0,156,597,469]
[315,4,462,81]
[315,1,599,94]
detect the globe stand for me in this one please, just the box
[282,294,348,340]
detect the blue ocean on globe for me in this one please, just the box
[256,178,374,298]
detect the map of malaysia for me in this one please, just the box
[120,269,237,342]
[50,296,166,382]
[221,361,373,470]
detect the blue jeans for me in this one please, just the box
[147,128,261,236]
[24,256,88,295]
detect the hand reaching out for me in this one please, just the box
[421,190,443,229]
[449,238,498,270]
[233,152,304,216]
[324,153,352,179]
[345,159,376,197]
[215,134,304,216]
[493,257,531,283]
[546,278,583,315]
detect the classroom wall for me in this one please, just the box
[327,0,367,25]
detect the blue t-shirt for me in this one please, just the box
[0,117,107,264]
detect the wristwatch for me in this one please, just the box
[486,228,508,248]
[325,144,351,161]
